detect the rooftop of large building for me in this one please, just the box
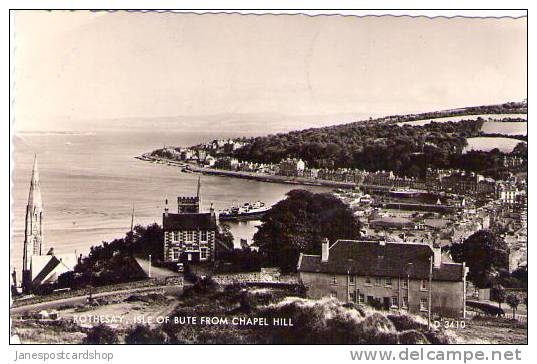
[163,212,217,231]
[297,240,465,282]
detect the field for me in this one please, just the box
[481,121,527,136]
[463,137,526,153]
[397,113,527,126]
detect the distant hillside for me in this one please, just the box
[231,102,527,178]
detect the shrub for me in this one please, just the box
[258,297,401,344]
[398,330,430,344]
[182,276,218,298]
[197,329,250,344]
[387,313,427,331]
[125,325,167,344]
[83,324,119,344]
[424,329,455,344]
[358,313,398,344]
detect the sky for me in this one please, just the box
[13,11,527,132]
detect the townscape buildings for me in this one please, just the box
[152,141,527,281]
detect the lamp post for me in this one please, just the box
[428,255,433,330]
[406,262,413,312]
[148,254,152,278]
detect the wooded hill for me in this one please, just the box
[231,102,527,178]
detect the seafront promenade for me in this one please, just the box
[137,154,357,189]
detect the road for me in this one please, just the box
[10,284,184,315]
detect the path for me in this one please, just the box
[10,284,184,315]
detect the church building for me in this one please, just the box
[22,155,44,291]
[19,155,76,293]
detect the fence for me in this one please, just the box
[466,309,527,322]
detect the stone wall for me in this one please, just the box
[211,272,298,285]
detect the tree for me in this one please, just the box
[511,265,528,289]
[254,189,361,272]
[83,324,119,344]
[125,325,167,344]
[216,223,234,250]
[131,223,164,260]
[506,294,521,320]
[450,230,509,288]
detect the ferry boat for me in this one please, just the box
[219,201,270,221]
[388,187,423,198]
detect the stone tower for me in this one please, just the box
[22,155,44,290]
[177,176,201,213]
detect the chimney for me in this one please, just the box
[164,198,169,217]
[432,246,442,268]
[321,238,330,263]
[210,202,215,216]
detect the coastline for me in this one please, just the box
[136,153,357,189]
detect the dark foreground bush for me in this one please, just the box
[398,330,430,344]
[257,297,400,344]
[387,313,427,331]
[256,297,452,344]
[83,324,119,344]
[125,325,168,344]
[182,276,218,298]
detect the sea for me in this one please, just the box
[10,130,330,272]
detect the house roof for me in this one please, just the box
[31,253,78,287]
[163,212,217,231]
[298,240,464,282]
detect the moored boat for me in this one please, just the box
[218,201,270,221]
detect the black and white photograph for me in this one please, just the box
[8,9,528,347]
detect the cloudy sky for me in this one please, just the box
[13,11,527,132]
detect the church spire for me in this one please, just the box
[27,154,42,208]
[23,154,44,290]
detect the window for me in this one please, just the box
[201,231,208,241]
[421,280,428,291]
[402,279,409,289]
[385,277,392,287]
[402,296,409,308]
[349,275,355,285]
[375,277,382,286]
[330,276,338,286]
[186,231,194,242]
[200,247,208,260]
[420,298,428,311]
[349,291,357,303]
[358,294,365,304]
[173,231,179,241]
[391,296,398,308]
[365,276,372,285]
[173,248,180,261]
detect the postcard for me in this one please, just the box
[9,9,527,347]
